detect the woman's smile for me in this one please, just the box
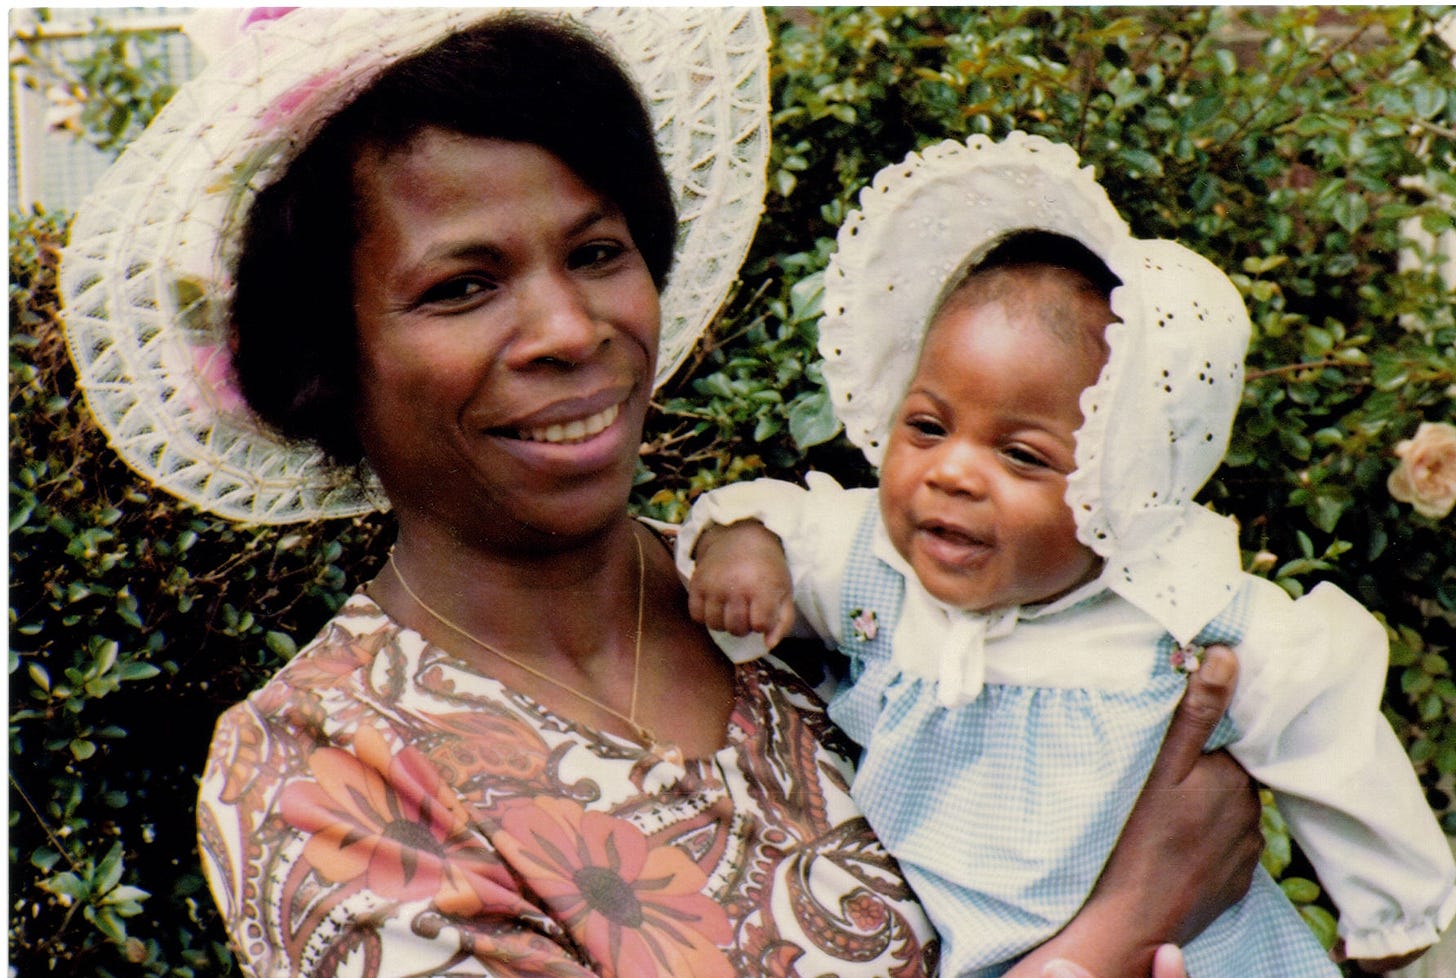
[515,401,621,445]
[485,393,637,478]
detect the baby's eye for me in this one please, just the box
[417,276,494,309]
[905,416,946,439]
[569,240,628,271]
[1003,446,1050,469]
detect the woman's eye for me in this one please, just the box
[417,277,493,308]
[569,241,627,270]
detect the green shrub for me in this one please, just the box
[10,7,1455,975]
[9,210,392,973]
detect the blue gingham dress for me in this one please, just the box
[830,509,1338,978]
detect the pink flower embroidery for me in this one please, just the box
[850,609,879,642]
[1169,644,1204,675]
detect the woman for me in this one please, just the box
[60,10,1260,978]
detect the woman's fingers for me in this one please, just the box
[1151,945,1188,978]
[1146,644,1238,786]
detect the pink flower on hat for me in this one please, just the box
[1388,421,1456,519]
[190,343,247,417]
[260,67,346,130]
[242,8,296,29]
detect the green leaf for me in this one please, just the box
[1330,192,1369,234]
[788,271,825,325]
[1412,83,1448,120]
[101,884,150,907]
[786,389,841,450]
[86,903,129,944]
[1117,147,1164,178]
[38,871,91,902]
[95,841,125,894]
[116,662,161,682]
[1297,904,1339,949]
[1279,876,1321,904]
[27,662,50,693]
[264,631,298,659]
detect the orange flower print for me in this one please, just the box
[843,890,889,931]
[280,725,514,916]
[495,797,734,978]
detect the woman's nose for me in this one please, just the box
[512,272,610,368]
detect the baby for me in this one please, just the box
[677,133,1454,977]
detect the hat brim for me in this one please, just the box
[59,7,769,524]
[819,132,1130,469]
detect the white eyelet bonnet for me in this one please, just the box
[59,7,770,525]
[820,132,1254,642]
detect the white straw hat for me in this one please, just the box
[821,132,1254,642]
[59,7,770,524]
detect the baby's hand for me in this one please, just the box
[688,521,796,649]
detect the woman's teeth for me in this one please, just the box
[519,403,620,444]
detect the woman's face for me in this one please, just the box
[349,129,661,551]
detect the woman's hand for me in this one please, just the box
[1007,645,1261,978]
[1040,944,1189,978]
[1091,644,1263,946]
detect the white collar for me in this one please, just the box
[866,507,1239,708]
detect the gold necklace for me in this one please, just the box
[387,531,653,745]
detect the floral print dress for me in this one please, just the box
[197,592,937,978]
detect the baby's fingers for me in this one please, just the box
[687,583,709,626]
[689,586,733,633]
[719,593,755,637]
[758,597,796,650]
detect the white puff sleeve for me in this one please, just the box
[675,474,875,658]
[1228,577,1456,959]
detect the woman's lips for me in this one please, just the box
[514,402,621,445]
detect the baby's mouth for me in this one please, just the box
[513,402,621,445]
[924,522,989,548]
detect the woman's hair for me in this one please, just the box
[231,14,677,466]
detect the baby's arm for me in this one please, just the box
[1231,578,1456,968]
[676,474,875,659]
[688,520,797,650]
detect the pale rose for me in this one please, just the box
[1387,421,1456,519]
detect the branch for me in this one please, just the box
[1243,358,1362,381]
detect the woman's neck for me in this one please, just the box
[380,513,641,667]
[377,510,734,756]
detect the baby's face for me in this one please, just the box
[878,274,1109,612]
